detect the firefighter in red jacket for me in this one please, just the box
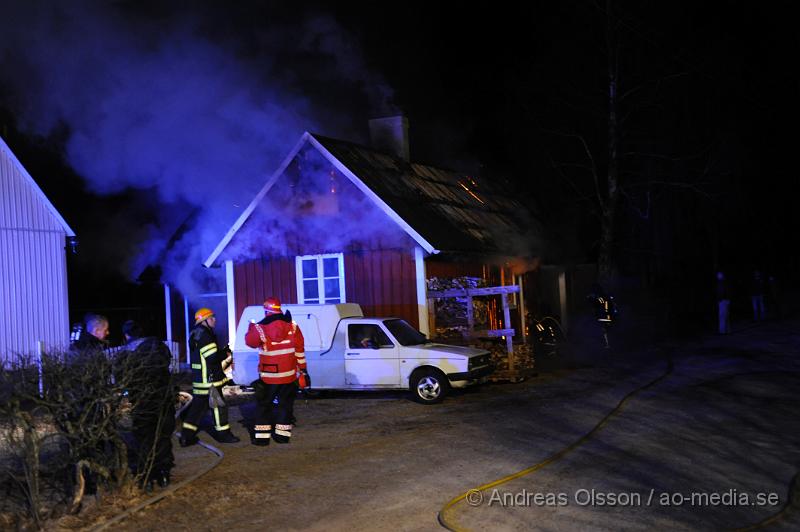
[179,308,240,446]
[245,297,308,445]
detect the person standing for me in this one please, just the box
[715,271,731,334]
[587,284,617,349]
[62,314,111,496]
[116,320,175,489]
[180,308,239,446]
[69,313,110,354]
[751,270,766,322]
[245,297,309,446]
[767,273,781,319]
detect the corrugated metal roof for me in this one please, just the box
[205,131,542,266]
[311,134,541,255]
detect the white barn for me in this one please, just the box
[1,135,75,359]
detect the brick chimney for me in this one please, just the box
[368,116,409,161]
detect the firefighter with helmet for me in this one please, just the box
[179,308,240,446]
[245,297,309,446]
[587,283,618,349]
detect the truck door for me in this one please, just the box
[344,323,400,386]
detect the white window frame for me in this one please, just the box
[295,253,346,304]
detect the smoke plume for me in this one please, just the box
[0,0,395,295]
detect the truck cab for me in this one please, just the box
[232,304,493,403]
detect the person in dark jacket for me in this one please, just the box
[751,270,766,321]
[587,284,617,348]
[716,271,731,334]
[179,308,239,446]
[767,273,781,319]
[116,320,175,489]
[61,313,112,496]
[69,313,110,354]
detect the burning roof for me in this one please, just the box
[311,134,541,255]
[205,132,542,267]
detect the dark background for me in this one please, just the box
[1,0,797,340]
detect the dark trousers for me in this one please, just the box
[181,385,231,437]
[253,382,297,443]
[131,400,175,477]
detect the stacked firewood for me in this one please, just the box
[475,340,535,374]
[427,276,488,336]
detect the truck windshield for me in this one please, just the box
[384,319,428,346]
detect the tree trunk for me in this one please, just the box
[599,0,620,284]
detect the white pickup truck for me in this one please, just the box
[231,303,493,403]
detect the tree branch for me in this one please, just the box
[621,188,651,219]
[548,157,601,210]
[540,128,604,205]
[622,180,713,198]
[620,72,690,101]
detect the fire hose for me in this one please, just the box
[91,392,224,531]
[437,361,800,531]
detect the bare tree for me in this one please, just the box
[542,0,725,288]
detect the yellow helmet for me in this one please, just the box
[194,307,215,324]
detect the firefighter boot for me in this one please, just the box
[156,470,171,488]
[179,432,199,447]
[211,430,241,444]
[273,424,292,444]
[138,475,154,493]
[251,424,271,446]
[251,436,270,447]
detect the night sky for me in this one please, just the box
[1,0,798,330]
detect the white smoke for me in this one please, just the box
[0,0,396,296]
[224,143,413,261]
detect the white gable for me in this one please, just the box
[0,135,75,236]
[203,132,436,267]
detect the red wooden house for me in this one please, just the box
[203,117,543,347]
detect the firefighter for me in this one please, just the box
[179,308,239,446]
[245,297,309,446]
[587,284,617,349]
[117,320,175,489]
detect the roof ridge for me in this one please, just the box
[0,134,76,237]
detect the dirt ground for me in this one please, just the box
[74,319,800,531]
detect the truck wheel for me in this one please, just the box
[410,368,449,404]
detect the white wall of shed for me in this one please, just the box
[1,141,70,360]
[0,230,69,358]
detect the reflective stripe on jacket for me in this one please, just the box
[189,324,228,392]
[245,313,305,385]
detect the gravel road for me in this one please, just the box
[86,320,800,531]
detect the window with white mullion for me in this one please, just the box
[296,253,346,304]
